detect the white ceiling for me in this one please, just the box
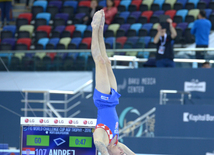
[0,71,92,92]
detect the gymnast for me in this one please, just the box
[91,10,136,155]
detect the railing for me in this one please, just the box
[21,80,92,118]
[1,48,213,69]
[159,90,192,105]
[109,55,214,68]
[1,47,214,53]
[119,107,156,140]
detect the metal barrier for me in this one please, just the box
[1,48,213,69]
[1,47,214,53]
[159,90,192,105]
[109,55,214,68]
[21,80,92,117]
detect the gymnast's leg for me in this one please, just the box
[91,10,110,155]
[91,10,110,95]
[97,11,117,92]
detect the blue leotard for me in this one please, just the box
[93,88,121,144]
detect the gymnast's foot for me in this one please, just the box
[91,10,102,29]
[100,10,105,29]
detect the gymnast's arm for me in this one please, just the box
[118,142,136,155]
[93,128,109,155]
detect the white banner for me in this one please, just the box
[20,117,97,127]
[184,79,206,92]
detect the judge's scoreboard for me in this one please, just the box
[20,117,97,155]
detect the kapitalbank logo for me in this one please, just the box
[183,112,189,122]
[183,112,214,122]
[184,79,206,92]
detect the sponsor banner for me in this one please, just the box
[20,117,97,127]
[183,112,214,122]
[155,105,214,138]
[93,68,214,98]
[184,79,206,92]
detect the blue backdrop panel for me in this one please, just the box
[123,137,214,155]
[93,68,214,98]
[155,105,214,138]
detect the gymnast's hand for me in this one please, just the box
[107,135,126,155]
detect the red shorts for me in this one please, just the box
[95,123,118,145]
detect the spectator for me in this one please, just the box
[83,0,102,25]
[103,0,117,25]
[154,19,177,67]
[0,0,12,27]
[191,10,211,59]
[202,62,211,68]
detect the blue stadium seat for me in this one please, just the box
[142,23,153,35]
[104,24,108,32]
[99,1,106,7]
[63,1,78,12]
[205,9,212,19]
[119,11,130,22]
[71,37,82,48]
[75,24,87,36]
[48,1,62,10]
[86,25,92,31]
[138,36,151,48]
[188,22,194,28]
[177,22,188,33]
[38,38,49,49]
[177,0,188,7]
[120,0,132,10]
[105,37,115,49]
[127,36,139,45]
[136,36,151,56]
[55,13,69,23]
[84,25,92,38]
[3,25,16,37]
[1,38,16,48]
[153,0,165,9]
[176,9,188,22]
[33,1,48,11]
[118,24,131,37]
[130,23,143,35]
[129,11,141,20]
[68,39,81,58]
[36,13,51,25]
[48,38,60,48]
[188,0,200,8]
[153,10,165,17]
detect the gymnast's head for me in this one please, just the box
[107,136,126,155]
